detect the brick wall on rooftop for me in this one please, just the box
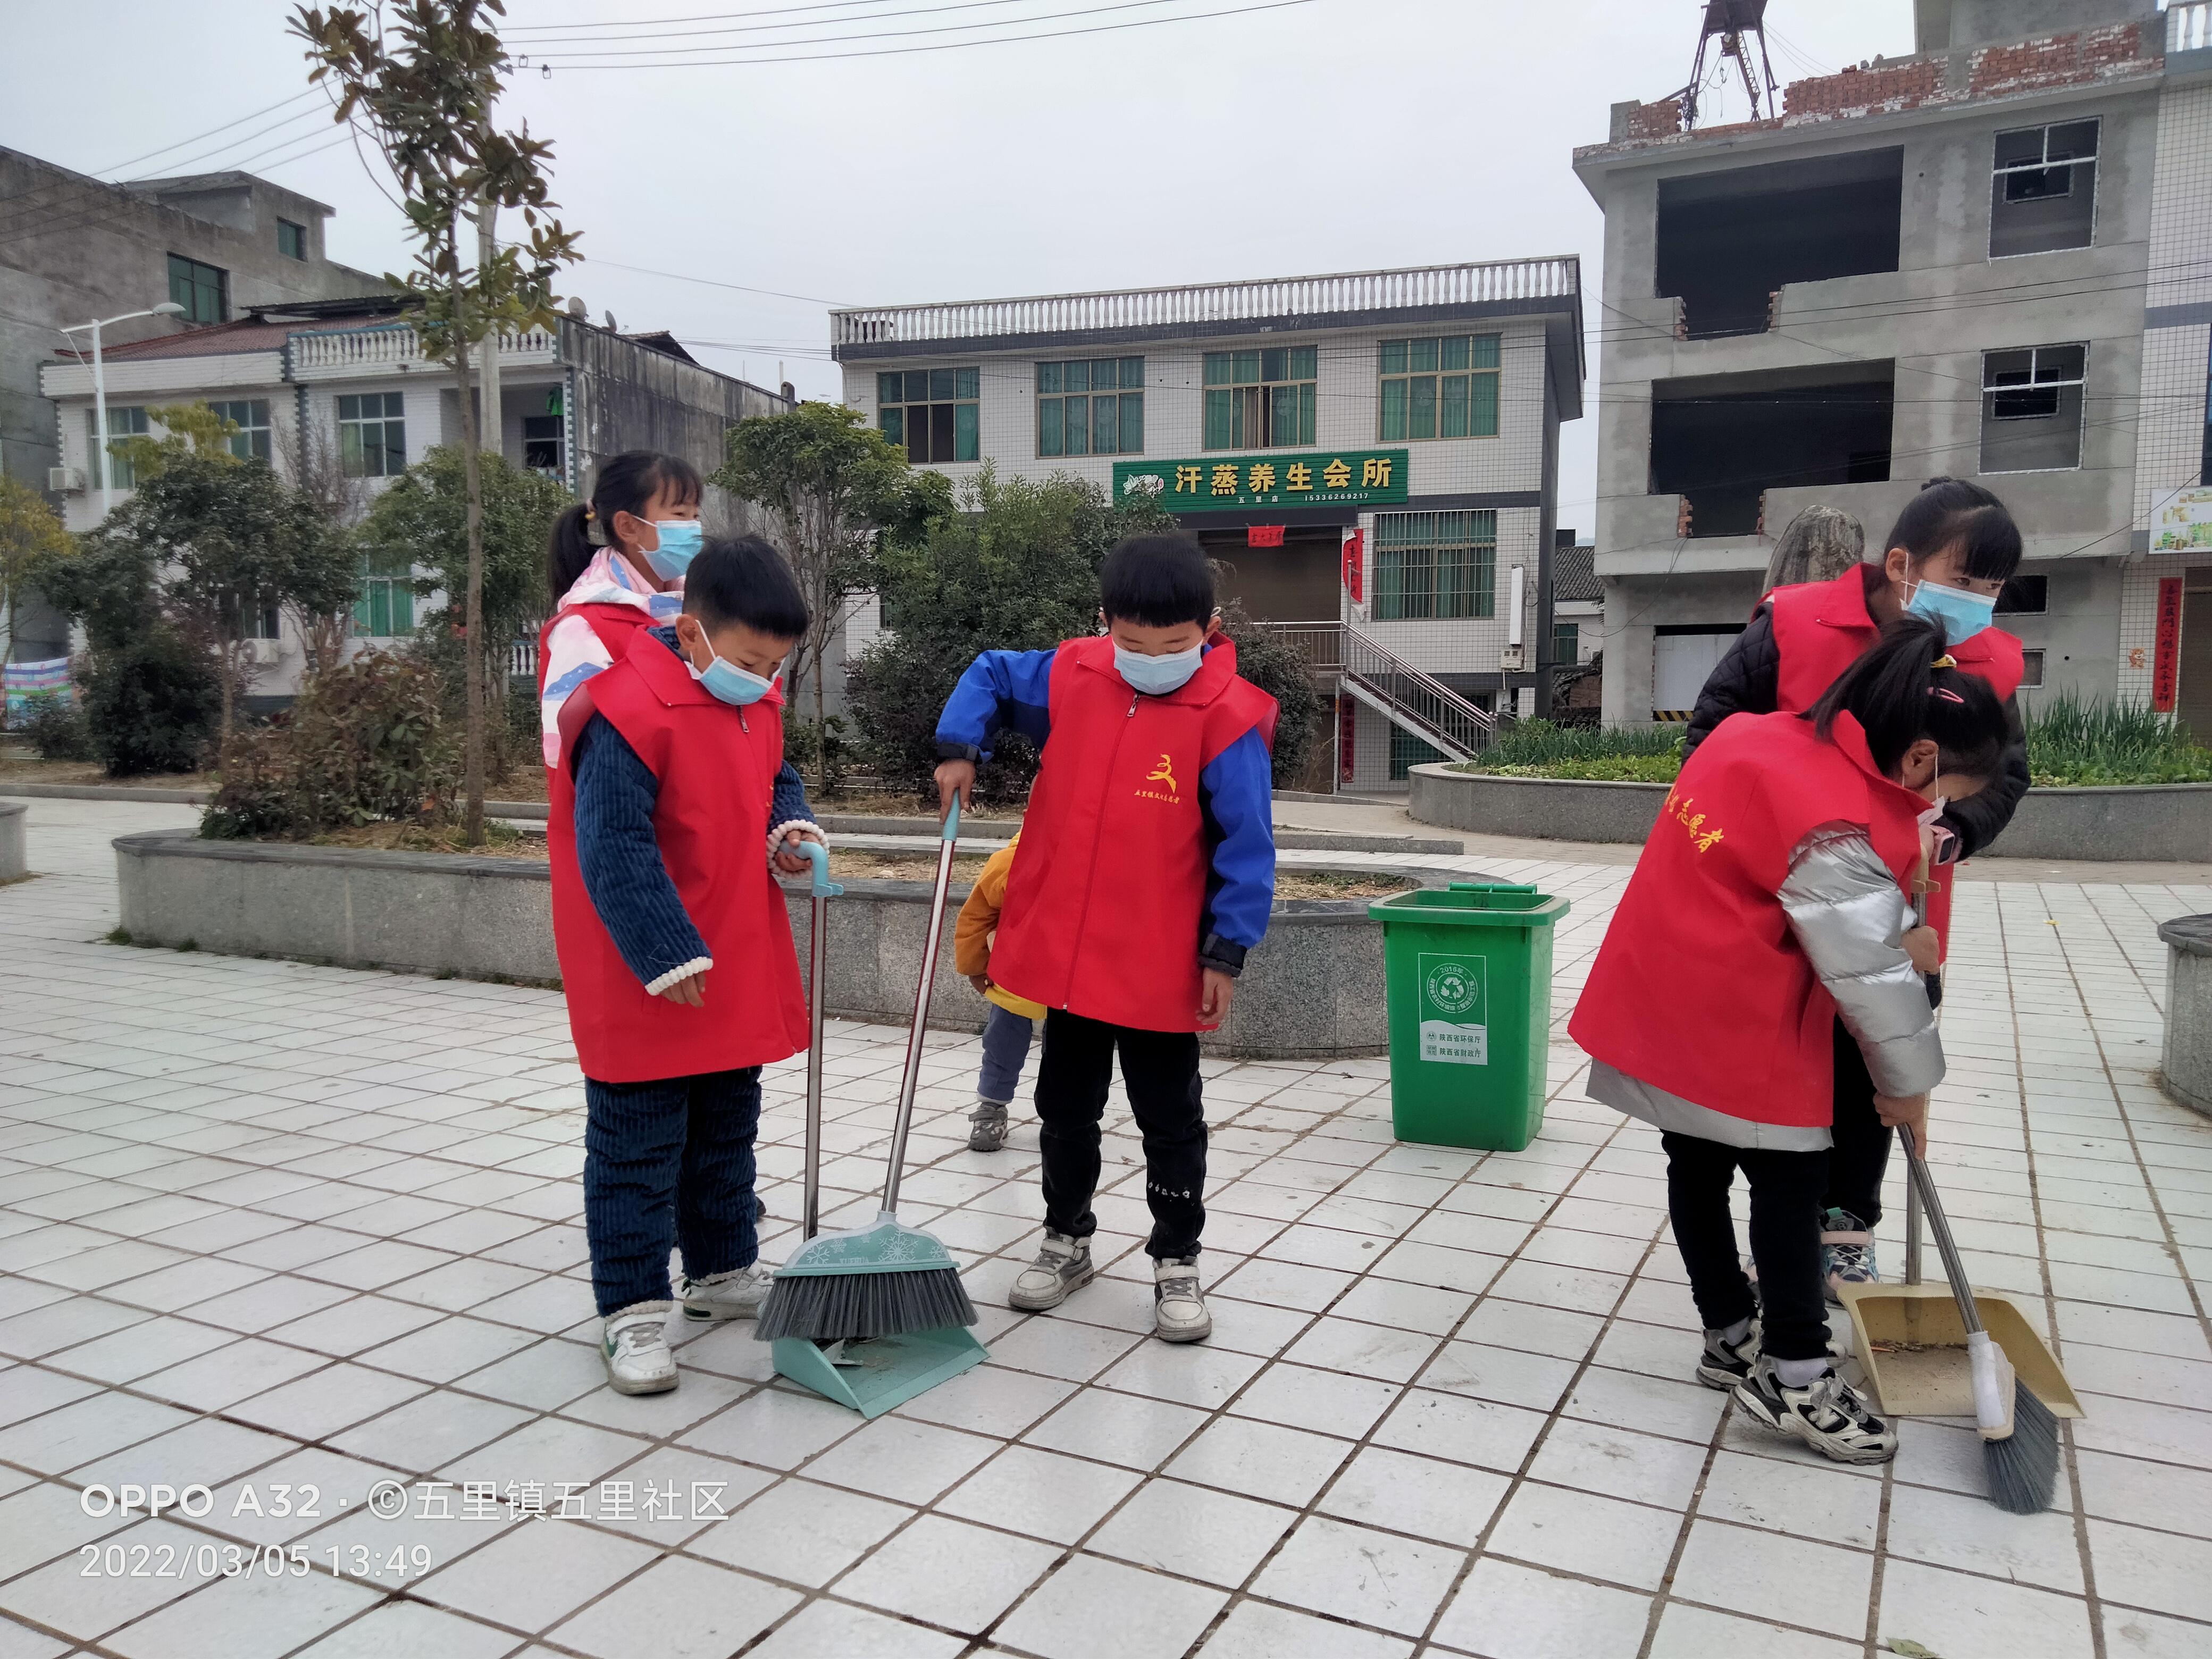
[1783,59,1941,118]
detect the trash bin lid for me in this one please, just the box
[1368,886,1570,926]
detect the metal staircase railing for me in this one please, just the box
[1258,622,1499,760]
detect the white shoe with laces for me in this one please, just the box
[679,1263,774,1322]
[1152,1255,1211,1343]
[1009,1230,1094,1311]
[602,1303,678,1395]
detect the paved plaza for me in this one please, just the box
[2,795,2210,1659]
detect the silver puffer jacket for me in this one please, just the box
[1777,823,1945,1097]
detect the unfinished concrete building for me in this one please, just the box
[1576,0,2212,736]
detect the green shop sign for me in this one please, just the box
[1113,449,1410,514]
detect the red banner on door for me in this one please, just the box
[2152,576,2184,712]
[1246,524,1285,547]
[1338,692,1356,783]
[1341,529,1364,603]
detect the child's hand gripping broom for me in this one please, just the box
[756,800,980,1344]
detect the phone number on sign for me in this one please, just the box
[78,1541,432,1582]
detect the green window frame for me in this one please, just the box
[207,398,272,463]
[337,391,406,477]
[1036,357,1144,457]
[1371,510,1496,621]
[1389,728,1447,781]
[166,254,228,323]
[86,405,150,490]
[353,550,415,639]
[1552,622,1580,663]
[276,219,307,261]
[1379,334,1501,441]
[1203,346,1317,450]
[876,366,980,464]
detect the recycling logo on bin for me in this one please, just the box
[1418,952,1488,1066]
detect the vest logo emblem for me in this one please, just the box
[1136,752,1181,805]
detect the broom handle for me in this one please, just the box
[797,842,842,1242]
[1899,1124,1984,1337]
[1905,868,1930,1287]
[883,797,961,1213]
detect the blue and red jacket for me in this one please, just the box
[936,634,1278,1033]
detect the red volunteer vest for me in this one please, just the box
[548,632,808,1083]
[1569,710,1925,1129]
[988,635,1278,1034]
[538,602,659,696]
[1767,566,2023,954]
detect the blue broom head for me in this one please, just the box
[775,1210,960,1278]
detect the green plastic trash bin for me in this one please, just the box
[1368,882,1572,1153]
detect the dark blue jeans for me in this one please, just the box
[977,1004,1035,1105]
[583,1067,761,1316]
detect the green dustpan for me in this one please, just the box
[768,819,987,1415]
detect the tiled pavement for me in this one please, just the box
[2,795,2210,1659]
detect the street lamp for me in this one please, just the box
[60,301,187,515]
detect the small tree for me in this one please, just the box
[294,0,580,844]
[715,403,934,793]
[0,475,73,677]
[274,416,365,677]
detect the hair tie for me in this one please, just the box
[1929,686,1965,703]
[1931,653,1956,668]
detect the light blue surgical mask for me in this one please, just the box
[1115,642,1204,696]
[1905,580,1997,645]
[688,644,776,707]
[642,519,703,581]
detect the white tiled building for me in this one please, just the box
[831,262,1584,790]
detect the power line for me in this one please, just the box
[507,0,995,30]
[522,0,1210,56]
[505,0,1059,47]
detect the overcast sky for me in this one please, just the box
[5,0,1917,531]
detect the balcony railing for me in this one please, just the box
[2173,1,2211,54]
[289,324,558,375]
[831,259,1579,349]
[1260,622,1499,760]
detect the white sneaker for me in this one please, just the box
[679,1263,773,1322]
[1152,1255,1211,1343]
[602,1303,677,1394]
[1008,1230,1094,1311]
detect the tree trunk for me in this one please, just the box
[811,632,828,797]
[453,272,487,847]
[217,641,236,758]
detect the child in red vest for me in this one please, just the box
[1573,618,2012,1464]
[1685,479,2027,1301]
[540,450,705,769]
[549,537,824,1396]
[933,535,1278,1343]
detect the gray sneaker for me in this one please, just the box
[679,1262,773,1322]
[1152,1255,1211,1343]
[602,1303,677,1395]
[1821,1209,1878,1304]
[1008,1230,1094,1311]
[968,1100,1010,1153]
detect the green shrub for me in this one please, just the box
[85,630,220,776]
[1461,719,1685,782]
[781,711,852,793]
[1216,601,1318,789]
[2025,694,2212,786]
[203,651,454,839]
[21,697,95,761]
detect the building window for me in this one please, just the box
[354,551,414,639]
[1990,120,2098,257]
[337,392,407,477]
[1372,510,1496,621]
[877,367,979,464]
[1036,357,1144,457]
[207,399,272,463]
[2018,647,2045,688]
[1389,729,1446,781]
[1996,574,2047,615]
[1552,622,1580,663]
[1981,345,2085,473]
[241,598,281,640]
[1204,346,1316,449]
[523,414,564,476]
[166,254,228,323]
[1379,335,1501,441]
[87,406,150,490]
[277,219,307,261]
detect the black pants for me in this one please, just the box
[1035,1009,1206,1260]
[1662,1130,1830,1363]
[1824,974,1939,1228]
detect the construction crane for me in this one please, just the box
[1680,0,1781,131]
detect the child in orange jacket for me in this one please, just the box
[954,833,1045,1152]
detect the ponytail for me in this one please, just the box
[1806,616,2008,781]
[546,449,705,605]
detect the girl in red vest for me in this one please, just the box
[1573,618,2010,1464]
[549,538,823,1396]
[933,535,1279,1345]
[539,450,705,769]
[1683,478,2027,1301]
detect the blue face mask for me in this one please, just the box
[642,519,703,581]
[688,643,776,707]
[1115,642,1204,696]
[1905,580,1997,646]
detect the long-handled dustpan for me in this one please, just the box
[761,816,986,1418]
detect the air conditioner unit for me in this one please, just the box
[47,466,84,493]
[248,639,283,667]
[1499,643,1528,672]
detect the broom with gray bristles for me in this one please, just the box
[1899,1124,2059,1513]
[755,798,978,1344]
